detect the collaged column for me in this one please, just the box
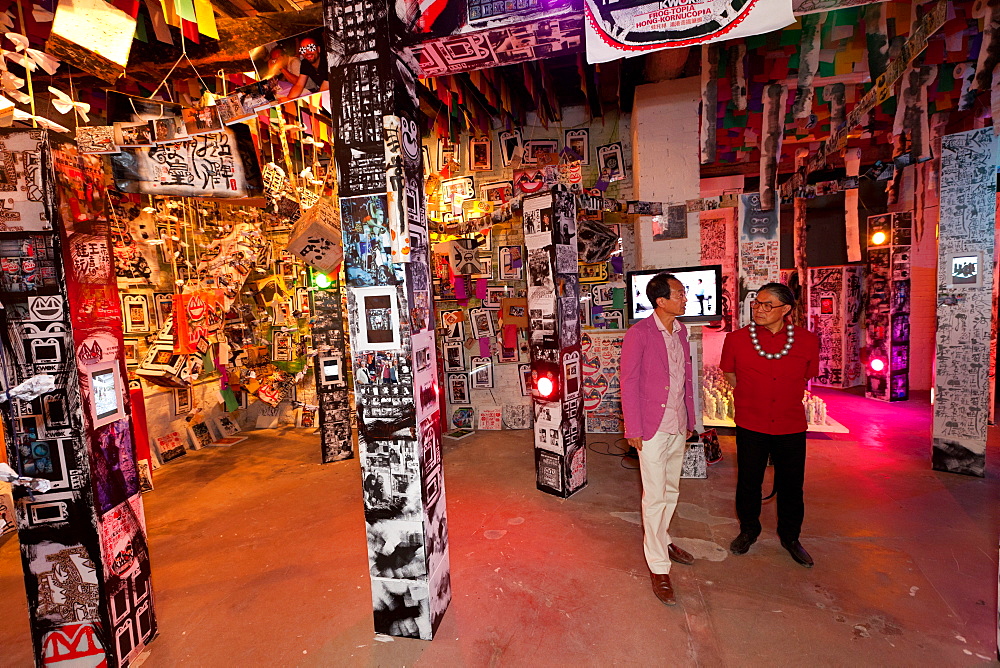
[864,212,911,402]
[525,189,587,497]
[932,128,997,477]
[325,0,450,638]
[1,130,156,666]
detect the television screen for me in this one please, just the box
[626,264,724,324]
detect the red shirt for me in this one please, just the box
[720,324,820,435]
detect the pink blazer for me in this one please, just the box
[620,315,695,441]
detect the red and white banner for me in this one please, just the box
[585,0,794,63]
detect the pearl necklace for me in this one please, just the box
[749,322,794,360]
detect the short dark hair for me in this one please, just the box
[757,282,795,309]
[646,272,678,307]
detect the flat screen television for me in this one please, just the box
[626,264,724,324]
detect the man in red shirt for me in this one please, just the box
[720,283,820,567]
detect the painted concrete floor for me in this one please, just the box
[1,387,998,666]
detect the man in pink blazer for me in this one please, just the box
[621,273,696,606]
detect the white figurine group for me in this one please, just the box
[701,365,828,426]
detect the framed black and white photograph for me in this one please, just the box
[447,373,470,405]
[564,128,590,164]
[469,307,495,339]
[481,181,514,205]
[947,251,982,287]
[173,385,192,415]
[470,355,494,389]
[498,129,522,167]
[353,286,401,351]
[524,139,559,165]
[597,142,626,182]
[443,342,465,372]
[470,136,492,171]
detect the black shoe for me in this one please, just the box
[781,539,814,568]
[729,532,757,555]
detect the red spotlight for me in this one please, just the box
[536,375,555,399]
[869,358,886,373]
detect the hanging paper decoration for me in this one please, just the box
[46,0,134,83]
[286,197,344,274]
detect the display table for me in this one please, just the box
[702,415,850,434]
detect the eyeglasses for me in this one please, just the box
[750,300,783,312]
[299,44,318,54]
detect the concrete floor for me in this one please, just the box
[1,387,998,666]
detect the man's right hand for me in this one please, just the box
[628,437,643,451]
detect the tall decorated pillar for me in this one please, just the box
[525,189,587,497]
[324,0,451,638]
[0,130,156,665]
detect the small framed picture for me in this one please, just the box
[441,309,466,341]
[498,342,519,364]
[518,363,532,397]
[564,128,590,164]
[173,386,193,415]
[499,246,524,280]
[498,129,522,167]
[123,340,140,364]
[470,355,494,389]
[447,373,470,404]
[438,137,459,172]
[474,257,493,279]
[484,286,507,310]
[470,136,492,171]
[946,251,982,288]
[469,307,495,339]
[87,362,126,428]
[443,341,465,372]
[481,181,514,205]
[596,142,626,182]
[352,286,401,351]
[524,139,559,166]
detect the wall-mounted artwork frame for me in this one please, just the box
[447,372,470,404]
[173,386,192,415]
[353,286,401,351]
[470,136,492,171]
[443,342,465,372]
[564,128,590,164]
[499,130,522,167]
[945,250,983,288]
[469,307,495,339]
[470,355,494,389]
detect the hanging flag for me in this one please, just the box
[193,0,218,39]
[144,0,174,44]
[585,0,794,64]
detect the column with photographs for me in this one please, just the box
[325,0,451,639]
[525,189,587,498]
[0,130,156,666]
[933,128,997,477]
[312,274,353,462]
[737,193,780,327]
[808,266,864,389]
[864,212,911,401]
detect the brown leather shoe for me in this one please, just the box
[668,543,694,565]
[650,572,676,605]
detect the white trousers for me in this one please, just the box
[638,430,686,574]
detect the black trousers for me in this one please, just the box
[735,427,806,541]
